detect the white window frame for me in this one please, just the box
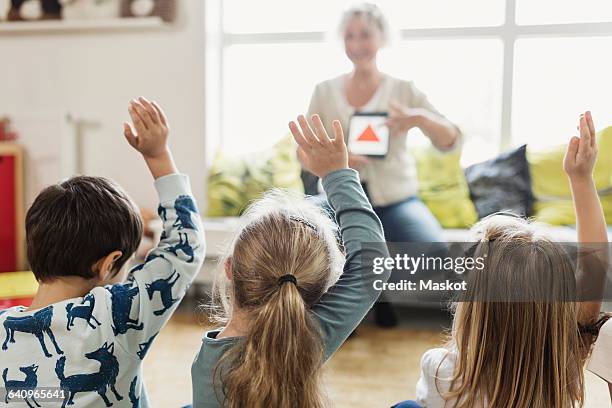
[204,0,612,158]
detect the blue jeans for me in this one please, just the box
[392,401,422,408]
[307,192,445,244]
[308,192,447,316]
[372,196,445,243]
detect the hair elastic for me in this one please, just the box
[278,274,298,287]
[289,215,318,234]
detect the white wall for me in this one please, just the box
[0,0,207,210]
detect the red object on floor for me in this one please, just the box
[0,296,33,309]
[0,154,17,271]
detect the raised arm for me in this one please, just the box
[104,98,205,357]
[563,111,608,324]
[289,114,390,359]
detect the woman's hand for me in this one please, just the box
[387,100,459,150]
[349,153,369,170]
[386,101,425,134]
[289,114,349,179]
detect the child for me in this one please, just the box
[0,97,204,407]
[413,111,609,408]
[587,315,612,403]
[191,114,391,408]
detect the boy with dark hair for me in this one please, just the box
[0,97,205,408]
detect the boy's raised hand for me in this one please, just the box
[564,111,598,182]
[124,97,177,179]
[289,114,349,179]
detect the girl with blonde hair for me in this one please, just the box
[191,114,391,408]
[411,111,610,408]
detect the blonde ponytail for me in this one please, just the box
[211,191,344,408]
[219,282,325,408]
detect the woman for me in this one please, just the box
[302,3,462,326]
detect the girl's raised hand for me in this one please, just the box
[289,114,349,178]
[564,111,598,182]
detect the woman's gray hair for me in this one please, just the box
[338,3,391,46]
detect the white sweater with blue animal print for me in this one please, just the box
[0,174,205,408]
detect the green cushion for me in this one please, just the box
[414,147,478,228]
[528,126,612,225]
[206,135,304,217]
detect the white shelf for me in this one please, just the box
[0,17,166,34]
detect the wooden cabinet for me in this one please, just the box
[0,142,25,272]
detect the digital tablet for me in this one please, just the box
[348,112,389,157]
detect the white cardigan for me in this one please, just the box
[306,73,456,207]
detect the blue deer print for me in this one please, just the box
[158,205,167,222]
[165,233,196,263]
[56,342,123,407]
[173,195,198,231]
[66,294,101,331]
[136,333,158,360]
[3,365,40,408]
[130,253,166,274]
[106,284,144,336]
[146,271,181,316]
[2,306,63,358]
[129,376,140,407]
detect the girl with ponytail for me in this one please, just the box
[191,114,391,408]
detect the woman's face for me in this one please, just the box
[343,16,382,69]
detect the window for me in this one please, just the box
[223,0,505,33]
[512,37,612,149]
[207,0,612,162]
[516,0,612,25]
[222,42,349,155]
[380,39,503,164]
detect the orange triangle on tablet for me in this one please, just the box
[357,124,381,142]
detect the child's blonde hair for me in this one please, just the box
[210,190,344,408]
[442,214,600,408]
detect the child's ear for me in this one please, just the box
[224,257,233,281]
[96,251,123,283]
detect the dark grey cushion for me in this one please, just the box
[465,145,534,219]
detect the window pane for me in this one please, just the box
[222,43,350,155]
[512,37,612,149]
[223,39,503,165]
[384,0,505,29]
[224,0,505,34]
[516,0,612,25]
[380,39,503,165]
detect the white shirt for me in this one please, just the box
[307,73,459,207]
[0,174,205,408]
[416,347,461,408]
[588,319,612,383]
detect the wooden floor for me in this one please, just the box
[144,305,610,408]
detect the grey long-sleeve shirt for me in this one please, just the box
[191,168,391,408]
